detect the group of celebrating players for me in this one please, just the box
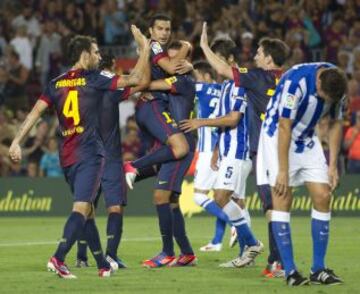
[8,12,347,287]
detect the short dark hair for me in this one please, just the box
[168,40,192,58]
[149,13,171,28]
[193,61,216,80]
[99,52,115,70]
[319,67,347,102]
[259,38,289,67]
[210,38,239,63]
[67,35,96,65]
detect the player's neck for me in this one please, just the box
[72,61,89,71]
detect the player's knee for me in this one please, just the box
[153,190,170,205]
[168,134,189,159]
[313,190,331,210]
[213,193,229,208]
[73,201,91,217]
[107,205,123,214]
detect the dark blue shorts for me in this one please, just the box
[98,159,127,207]
[155,151,194,194]
[252,154,273,212]
[63,156,105,203]
[135,99,179,144]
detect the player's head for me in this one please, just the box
[193,61,216,83]
[210,38,238,66]
[99,52,116,72]
[316,67,347,103]
[254,38,289,69]
[67,35,101,69]
[167,40,191,60]
[149,13,171,45]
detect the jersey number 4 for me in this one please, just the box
[63,90,80,125]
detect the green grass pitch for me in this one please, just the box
[0,216,359,293]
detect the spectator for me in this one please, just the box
[344,111,360,173]
[10,25,33,70]
[39,137,62,177]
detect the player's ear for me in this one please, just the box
[149,27,153,36]
[227,54,234,64]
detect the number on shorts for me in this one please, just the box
[225,166,233,179]
[162,111,173,124]
[63,90,80,125]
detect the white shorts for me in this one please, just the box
[194,152,217,190]
[257,130,329,187]
[214,156,252,199]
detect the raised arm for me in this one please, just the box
[200,22,233,79]
[9,99,49,162]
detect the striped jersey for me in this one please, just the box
[263,62,345,153]
[217,80,249,160]
[195,82,222,152]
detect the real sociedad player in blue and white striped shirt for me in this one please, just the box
[257,62,347,286]
[181,38,263,268]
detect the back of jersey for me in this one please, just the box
[195,82,222,153]
[39,69,119,167]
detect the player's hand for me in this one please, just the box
[328,165,339,192]
[200,22,209,49]
[210,150,219,171]
[179,119,201,133]
[274,171,289,197]
[131,24,147,49]
[9,142,22,162]
[175,60,193,74]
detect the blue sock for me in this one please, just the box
[156,203,174,256]
[133,146,177,169]
[271,211,296,276]
[212,218,226,244]
[85,219,109,269]
[311,209,330,272]
[54,212,85,262]
[268,222,281,264]
[76,230,88,261]
[194,193,229,222]
[172,206,194,255]
[106,213,123,259]
[238,234,246,255]
[223,201,257,249]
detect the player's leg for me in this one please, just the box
[307,182,343,285]
[142,188,176,268]
[48,157,106,278]
[100,159,127,269]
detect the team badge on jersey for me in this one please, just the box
[285,94,297,109]
[238,67,248,73]
[151,42,163,55]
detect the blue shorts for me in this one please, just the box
[155,151,194,194]
[98,159,127,207]
[135,99,179,144]
[252,154,272,212]
[63,156,105,203]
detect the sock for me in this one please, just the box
[54,212,86,262]
[311,208,331,272]
[271,210,296,276]
[194,193,229,222]
[106,212,123,258]
[223,200,257,248]
[212,217,226,244]
[135,166,158,182]
[84,219,108,269]
[76,229,88,261]
[267,222,281,264]
[133,145,177,169]
[172,207,194,255]
[156,203,174,256]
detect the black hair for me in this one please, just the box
[319,68,347,102]
[193,61,216,80]
[99,52,115,70]
[258,37,290,67]
[210,38,239,64]
[149,13,172,28]
[67,35,96,65]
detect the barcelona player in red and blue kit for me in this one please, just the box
[9,27,150,278]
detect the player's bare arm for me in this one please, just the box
[327,119,342,191]
[210,144,219,171]
[200,22,233,79]
[157,41,192,75]
[180,111,242,132]
[117,25,150,88]
[274,118,292,198]
[9,99,49,162]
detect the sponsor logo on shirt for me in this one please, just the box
[151,42,163,55]
[285,94,297,109]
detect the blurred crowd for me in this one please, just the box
[0,0,360,177]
